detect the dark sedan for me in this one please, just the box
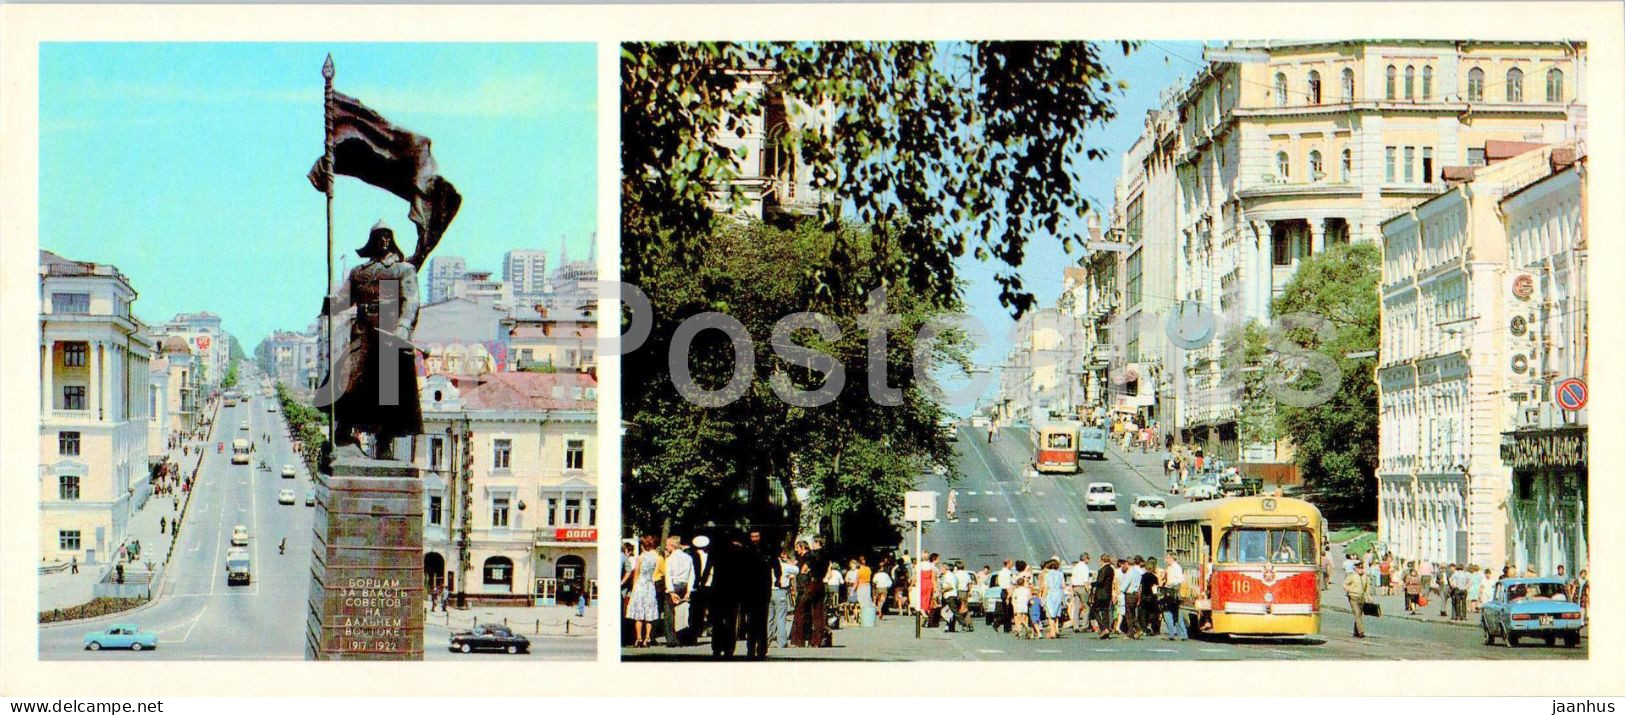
[448,624,530,654]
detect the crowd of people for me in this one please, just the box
[1337,548,1590,621]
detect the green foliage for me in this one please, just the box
[1267,242,1381,520]
[274,381,330,475]
[38,596,148,623]
[1222,319,1278,447]
[621,219,967,544]
[621,41,1133,319]
[220,360,239,390]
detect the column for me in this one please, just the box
[89,340,102,421]
[42,342,53,414]
[1310,219,1326,256]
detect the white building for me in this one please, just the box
[417,372,598,605]
[152,311,230,388]
[1377,141,1572,569]
[39,251,154,566]
[425,255,467,305]
[503,249,549,304]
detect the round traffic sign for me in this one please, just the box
[1555,378,1587,411]
[1512,274,1535,301]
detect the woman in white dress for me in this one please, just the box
[623,534,662,647]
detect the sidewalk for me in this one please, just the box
[1321,541,1477,629]
[38,402,219,614]
[422,604,597,638]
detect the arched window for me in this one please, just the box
[1274,72,1288,106]
[1341,68,1355,102]
[1404,65,1415,99]
[1307,70,1321,105]
[1385,65,1397,99]
[1507,67,1524,102]
[1342,148,1354,180]
[1467,67,1485,102]
[1547,68,1564,102]
[482,556,514,589]
[1276,151,1291,180]
[1309,150,1324,180]
[1422,66,1434,99]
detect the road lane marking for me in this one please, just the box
[1036,492,1045,496]
[1087,518,1097,524]
[1027,518,1037,523]
[976,649,1004,654]
[1036,649,1061,653]
[1092,648,1116,653]
[968,518,979,523]
[1057,518,1068,524]
[1149,648,1177,653]
[1115,518,1126,524]
[967,491,977,496]
[1199,648,1226,653]
[1006,518,1017,523]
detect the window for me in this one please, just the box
[59,475,80,501]
[1385,146,1397,182]
[1274,72,1288,106]
[1308,150,1323,180]
[63,342,87,367]
[62,385,86,411]
[1467,68,1485,101]
[565,439,586,470]
[1125,251,1143,308]
[1385,65,1397,99]
[59,530,81,551]
[482,556,514,587]
[519,348,533,362]
[1422,147,1434,184]
[1307,70,1321,104]
[1342,148,1354,180]
[1125,197,1143,244]
[1422,66,1434,99]
[1216,528,1315,565]
[58,431,81,456]
[492,438,511,470]
[491,497,511,528]
[429,436,444,469]
[546,497,558,526]
[1404,65,1415,99]
[1506,68,1523,102]
[1547,68,1564,102]
[588,498,598,526]
[1404,147,1415,183]
[1468,147,1487,167]
[1273,229,1292,266]
[428,495,443,525]
[1275,151,1290,180]
[564,498,582,525]
[52,293,90,314]
[1341,68,1355,102]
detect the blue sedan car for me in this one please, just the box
[83,624,158,651]
[1480,577,1584,648]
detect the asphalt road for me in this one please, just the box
[41,386,315,660]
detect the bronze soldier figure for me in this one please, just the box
[315,220,422,461]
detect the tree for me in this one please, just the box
[1222,319,1279,450]
[621,219,967,545]
[1266,242,1380,520]
[621,41,1135,319]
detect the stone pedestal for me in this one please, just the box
[305,455,424,660]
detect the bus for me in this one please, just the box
[1163,495,1322,637]
[231,438,250,465]
[1033,423,1081,474]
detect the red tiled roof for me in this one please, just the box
[460,371,596,411]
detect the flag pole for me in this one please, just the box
[322,54,336,453]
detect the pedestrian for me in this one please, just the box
[807,538,832,647]
[1403,566,1421,613]
[918,553,938,627]
[1466,564,1483,614]
[1418,559,1434,597]
[1161,554,1189,640]
[739,530,777,659]
[871,557,891,620]
[662,535,694,646]
[1068,553,1092,632]
[1011,575,1033,639]
[707,533,741,659]
[1121,557,1144,638]
[1379,554,1394,595]
[160,516,167,535]
[771,547,797,649]
[1140,555,1161,635]
[1346,561,1370,638]
[1440,563,1457,618]
[70,556,78,574]
[1450,563,1472,621]
[1020,463,1037,495]
[624,534,663,648]
[855,555,875,628]
[946,489,958,521]
[1041,559,1064,639]
[1575,569,1589,618]
[789,541,814,646]
[278,538,286,555]
[1092,553,1115,636]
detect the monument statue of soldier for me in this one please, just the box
[315,220,422,461]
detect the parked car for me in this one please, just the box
[231,525,249,546]
[277,488,296,505]
[1184,478,1221,501]
[305,488,317,507]
[83,624,158,651]
[1481,577,1584,648]
[1084,482,1117,510]
[1130,496,1168,526]
[448,624,531,654]
[281,464,296,479]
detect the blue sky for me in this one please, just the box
[947,40,1205,415]
[40,42,597,350]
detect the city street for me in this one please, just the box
[40,390,314,660]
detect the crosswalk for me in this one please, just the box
[945,516,1134,527]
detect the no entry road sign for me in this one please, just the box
[1555,378,1588,412]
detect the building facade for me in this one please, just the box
[503,248,549,305]
[417,372,599,606]
[39,251,154,566]
[425,255,467,305]
[1168,40,1586,461]
[152,311,230,388]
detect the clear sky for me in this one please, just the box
[947,40,1207,415]
[40,42,597,350]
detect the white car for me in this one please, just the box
[1185,479,1220,501]
[281,464,296,479]
[239,421,250,431]
[277,488,296,505]
[1084,482,1117,510]
[1130,496,1168,526]
[230,525,249,546]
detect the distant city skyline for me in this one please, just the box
[39,42,597,349]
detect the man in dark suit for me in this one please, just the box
[687,535,714,646]
[739,529,779,659]
[1092,553,1115,637]
[805,537,832,647]
[708,532,742,658]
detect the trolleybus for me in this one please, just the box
[1163,495,1323,637]
[1033,422,1081,474]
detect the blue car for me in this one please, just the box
[83,623,158,651]
[1480,577,1584,648]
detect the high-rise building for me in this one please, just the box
[425,255,467,305]
[39,251,154,566]
[503,249,549,304]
